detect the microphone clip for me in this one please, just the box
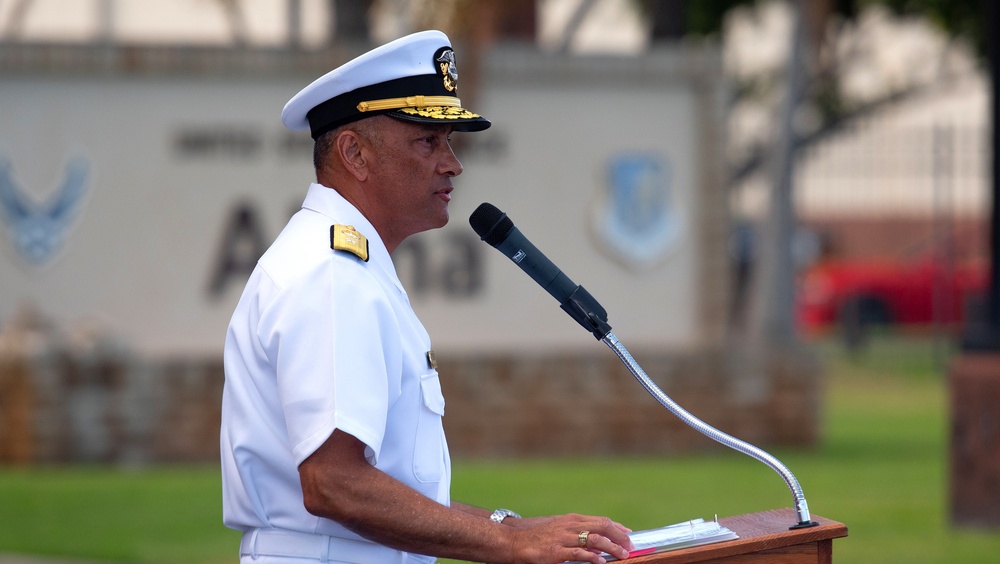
[559,286,612,340]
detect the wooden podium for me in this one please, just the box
[627,508,847,563]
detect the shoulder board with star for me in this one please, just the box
[330,224,369,262]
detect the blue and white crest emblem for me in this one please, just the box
[592,153,683,269]
[0,157,90,265]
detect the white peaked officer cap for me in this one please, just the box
[282,30,490,139]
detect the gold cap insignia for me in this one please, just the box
[436,49,458,92]
[330,224,369,262]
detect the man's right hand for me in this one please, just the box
[503,513,634,563]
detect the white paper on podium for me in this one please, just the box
[597,517,739,562]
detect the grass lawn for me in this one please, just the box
[1,335,999,562]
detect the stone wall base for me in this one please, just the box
[439,344,821,458]
[1,335,821,465]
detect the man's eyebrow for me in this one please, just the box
[413,123,452,134]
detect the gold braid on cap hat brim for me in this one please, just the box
[397,106,482,120]
[357,95,462,113]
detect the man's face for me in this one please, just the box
[365,118,463,242]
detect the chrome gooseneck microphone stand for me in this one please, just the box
[552,285,818,530]
[601,331,817,529]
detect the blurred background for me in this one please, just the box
[1,0,999,562]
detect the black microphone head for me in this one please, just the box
[469,202,514,247]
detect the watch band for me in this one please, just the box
[489,508,521,524]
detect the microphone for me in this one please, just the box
[469,202,611,339]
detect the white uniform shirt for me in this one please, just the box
[221,183,450,561]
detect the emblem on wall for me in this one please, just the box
[0,157,90,266]
[591,153,684,269]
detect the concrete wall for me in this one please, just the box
[0,42,726,357]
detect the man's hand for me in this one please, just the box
[503,514,634,564]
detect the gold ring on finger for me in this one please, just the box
[578,530,589,548]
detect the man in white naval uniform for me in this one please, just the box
[221,30,634,564]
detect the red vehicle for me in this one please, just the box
[796,251,989,343]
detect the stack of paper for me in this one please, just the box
[602,517,738,561]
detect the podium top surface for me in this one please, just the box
[627,508,848,563]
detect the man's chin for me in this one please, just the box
[435,208,450,229]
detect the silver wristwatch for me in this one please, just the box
[489,508,521,524]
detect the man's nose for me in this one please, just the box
[441,145,463,176]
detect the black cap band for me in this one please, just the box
[306,74,453,139]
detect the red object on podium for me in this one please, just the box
[625,508,847,563]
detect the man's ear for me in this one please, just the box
[336,129,369,182]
